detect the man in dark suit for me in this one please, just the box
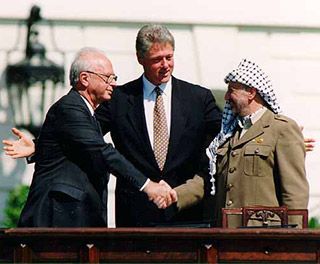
[5,47,171,227]
[95,24,222,226]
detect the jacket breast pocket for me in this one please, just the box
[244,144,272,177]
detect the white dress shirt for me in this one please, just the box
[142,75,172,150]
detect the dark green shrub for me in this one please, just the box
[308,217,320,228]
[2,185,29,227]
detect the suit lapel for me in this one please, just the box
[125,77,189,173]
[163,77,188,173]
[70,89,102,134]
[126,77,157,166]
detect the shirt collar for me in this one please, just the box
[237,106,266,129]
[79,94,95,116]
[142,74,171,97]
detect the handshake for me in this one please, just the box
[143,180,178,209]
[2,128,179,209]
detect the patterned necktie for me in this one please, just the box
[153,86,169,171]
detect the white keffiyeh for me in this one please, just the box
[207,59,281,195]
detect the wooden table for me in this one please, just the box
[1,227,320,263]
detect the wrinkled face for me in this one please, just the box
[85,57,117,105]
[224,82,251,116]
[138,42,174,85]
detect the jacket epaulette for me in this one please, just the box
[274,114,289,123]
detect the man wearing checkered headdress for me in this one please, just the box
[207,59,309,227]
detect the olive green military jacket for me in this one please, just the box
[214,109,309,227]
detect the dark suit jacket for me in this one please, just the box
[95,76,222,226]
[18,88,148,227]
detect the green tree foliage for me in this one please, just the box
[309,216,320,228]
[2,185,29,227]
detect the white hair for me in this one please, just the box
[69,47,106,87]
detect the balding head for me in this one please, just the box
[69,47,116,109]
[69,47,112,87]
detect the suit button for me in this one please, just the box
[226,183,233,191]
[229,167,236,173]
[227,200,233,206]
[231,151,237,157]
[254,148,260,154]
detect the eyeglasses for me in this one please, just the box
[85,70,118,84]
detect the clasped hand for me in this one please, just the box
[144,180,177,209]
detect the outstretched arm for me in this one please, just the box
[2,128,35,158]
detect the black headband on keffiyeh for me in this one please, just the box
[206,58,281,195]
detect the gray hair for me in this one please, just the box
[136,24,175,58]
[69,47,106,87]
